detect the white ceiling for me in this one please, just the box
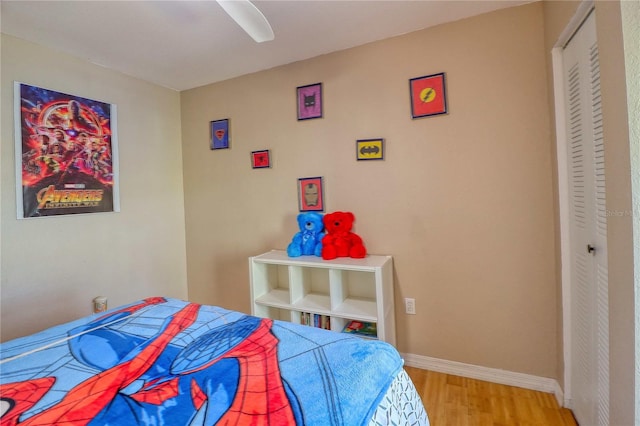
[1,0,531,91]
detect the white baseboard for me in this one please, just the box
[401,352,565,407]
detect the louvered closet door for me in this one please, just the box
[562,10,609,426]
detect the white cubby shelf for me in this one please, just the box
[249,250,396,345]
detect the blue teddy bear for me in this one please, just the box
[287,212,325,257]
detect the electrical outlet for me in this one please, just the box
[404,298,416,315]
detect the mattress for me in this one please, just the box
[0,297,428,425]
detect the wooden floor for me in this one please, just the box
[404,366,578,426]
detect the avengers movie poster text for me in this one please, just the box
[15,82,120,218]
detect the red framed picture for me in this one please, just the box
[251,150,271,169]
[297,176,324,212]
[409,72,447,119]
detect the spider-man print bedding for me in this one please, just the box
[0,297,428,425]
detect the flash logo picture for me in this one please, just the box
[410,73,447,119]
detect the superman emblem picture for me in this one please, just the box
[356,138,384,161]
[409,72,448,119]
[210,118,230,150]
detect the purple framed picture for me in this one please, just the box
[297,83,323,121]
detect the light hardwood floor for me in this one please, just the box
[404,366,578,426]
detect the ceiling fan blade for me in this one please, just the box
[217,0,274,43]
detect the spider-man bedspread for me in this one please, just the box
[1,297,428,425]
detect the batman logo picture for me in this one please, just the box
[356,139,384,161]
[360,145,380,155]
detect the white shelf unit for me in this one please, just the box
[249,250,396,345]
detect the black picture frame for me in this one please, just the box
[251,150,271,169]
[356,138,385,161]
[296,83,323,121]
[409,72,448,119]
[210,118,230,149]
[297,176,324,212]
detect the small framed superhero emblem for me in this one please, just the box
[409,72,448,119]
[210,118,230,149]
[297,176,324,212]
[251,150,271,169]
[356,138,384,161]
[296,83,323,121]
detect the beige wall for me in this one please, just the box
[181,2,559,378]
[0,35,189,341]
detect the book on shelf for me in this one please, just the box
[300,312,331,330]
[301,312,309,326]
[341,320,377,338]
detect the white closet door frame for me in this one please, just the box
[550,0,594,409]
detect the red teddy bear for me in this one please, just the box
[321,211,367,260]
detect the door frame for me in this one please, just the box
[550,0,594,409]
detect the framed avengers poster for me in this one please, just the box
[14,82,120,219]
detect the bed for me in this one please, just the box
[0,297,428,425]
